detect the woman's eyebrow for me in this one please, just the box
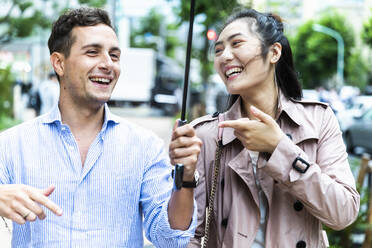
[214,33,244,47]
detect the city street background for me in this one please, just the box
[2,0,372,247]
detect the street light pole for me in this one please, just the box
[312,23,344,86]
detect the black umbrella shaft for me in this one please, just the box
[180,0,196,122]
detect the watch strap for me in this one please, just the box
[182,180,197,188]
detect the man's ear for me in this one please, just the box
[50,52,65,78]
[270,42,282,64]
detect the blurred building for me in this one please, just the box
[251,0,370,35]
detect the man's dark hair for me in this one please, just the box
[48,7,113,58]
[48,72,57,79]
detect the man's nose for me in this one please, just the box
[98,53,114,71]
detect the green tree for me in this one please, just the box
[361,10,372,91]
[345,49,370,90]
[291,10,355,89]
[130,8,181,58]
[0,66,14,118]
[167,0,245,85]
[0,0,106,45]
[0,66,19,130]
[362,12,372,48]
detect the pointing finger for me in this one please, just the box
[250,106,274,124]
[41,185,56,197]
[218,119,250,129]
[28,189,63,216]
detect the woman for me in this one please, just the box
[188,9,359,248]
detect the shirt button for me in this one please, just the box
[293,200,304,211]
[296,240,306,248]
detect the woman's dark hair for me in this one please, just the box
[48,7,113,58]
[219,9,302,108]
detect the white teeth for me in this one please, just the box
[91,77,110,83]
[225,67,243,77]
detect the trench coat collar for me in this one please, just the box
[221,97,242,146]
[277,91,320,144]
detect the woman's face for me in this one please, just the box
[214,19,274,95]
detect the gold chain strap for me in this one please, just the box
[202,141,223,248]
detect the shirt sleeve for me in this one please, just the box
[262,106,360,230]
[140,136,197,248]
[0,134,12,185]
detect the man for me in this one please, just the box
[38,72,60,115]
[0,7,201,247]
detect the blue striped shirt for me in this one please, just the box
[0,104,197,248]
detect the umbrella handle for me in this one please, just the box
[173,119,187,190]
[173,164,184,190]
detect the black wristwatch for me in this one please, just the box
[172,164,199,190]
[182,170,199,188]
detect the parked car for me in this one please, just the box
[344,107,372,154]
[337,95,372,131]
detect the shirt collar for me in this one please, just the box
[41,103,121,128]
[101,104,121,131]
[41,104,62,125]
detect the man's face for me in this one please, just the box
[59,24,121,107]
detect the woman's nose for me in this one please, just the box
[220,47,234,61]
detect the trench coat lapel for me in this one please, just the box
[228,149,260,208]
[221,99,260,208]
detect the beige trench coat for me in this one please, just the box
[188,93,360,248]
